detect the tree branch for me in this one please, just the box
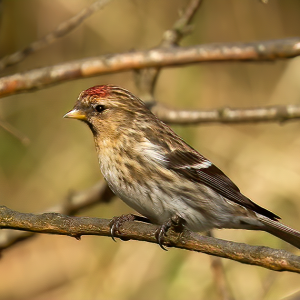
[0,181,114,249]
[151,103,300,124]
[161,0,203,47]
[0,118,30,145]
[1,37,299,98]
[0,206,299,273]
[135,0,203,99]
[0,0,111,71]
[207,231,235,300]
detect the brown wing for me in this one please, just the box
[166,149,279,221]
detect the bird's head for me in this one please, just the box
[64,85,149,138]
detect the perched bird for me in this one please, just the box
[64,84,300,249]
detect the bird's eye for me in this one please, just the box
[93,104,106,113]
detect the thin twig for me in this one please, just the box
[207,231,235,300]
[0,181,114,249]
[151,103,300,124]
[0,0,111,71]
[1,37,299,98]
[0,206,299,273]
[210,256,235,300]
[161,0,203,47]
[258,272,277,300]
[0,118,30,145]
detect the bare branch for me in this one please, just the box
[1,37,300,98]
[208,231,235,300]
[210,256,235,300]
[0,0,111,71]
[136,0,202,98]
[0,118,30,145]
[0,206,299,273]
[161,0,203,47]
[151,103,300,124]
[0,181,114,249]
[50,180,114,215]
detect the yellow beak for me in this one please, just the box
[63,109,87,121]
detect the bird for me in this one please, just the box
[64,84,300,250]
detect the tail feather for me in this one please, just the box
[258,215,300,249]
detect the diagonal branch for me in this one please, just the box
[0,205,299,273]
[0,0,112,71]
[151,103,300,124]
[0,118,30,145]
[161,0,202,47]
[1,37,300,98]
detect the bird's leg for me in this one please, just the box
[109,214,150,241]
[155,215,185,250]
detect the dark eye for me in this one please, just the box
[93,104,106,113]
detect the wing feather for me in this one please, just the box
[166,149,279,220]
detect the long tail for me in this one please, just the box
[258,215,300,249]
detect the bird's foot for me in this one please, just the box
[109,214,150,241]
[155,215,185,251]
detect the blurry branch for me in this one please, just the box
[161,0,202,47]
[259,272,277,300]
[135,0,203,99]
[207,231,235,300]
[0,0,111,71]
[151,103,300,124]
[0,181,114,249]
[0,118,30,145]
[1,37,300,98]
[210,255,235,300]
[0,206,300,273]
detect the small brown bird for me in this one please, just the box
[64,84,300,249]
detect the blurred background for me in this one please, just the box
[0,0,300,299]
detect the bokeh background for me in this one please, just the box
[0,0,300,299]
